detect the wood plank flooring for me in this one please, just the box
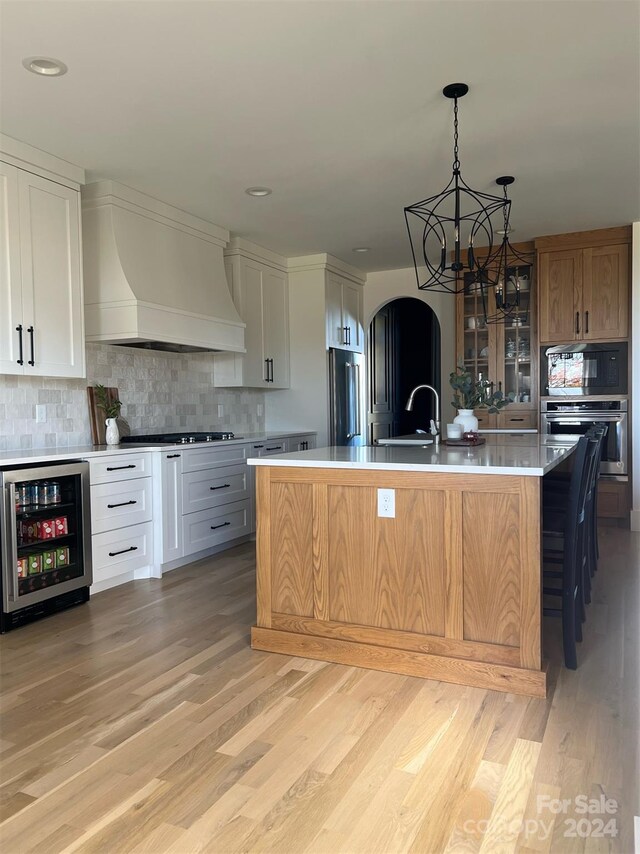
[1,528,638,853]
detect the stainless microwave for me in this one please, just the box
[541,343,628,397]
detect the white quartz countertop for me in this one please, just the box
[248,434,581,477]
[0,431,317,468]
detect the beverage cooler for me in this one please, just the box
[1,462,92,631]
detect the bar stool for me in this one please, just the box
[542,436,598,669]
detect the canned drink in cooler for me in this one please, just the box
[34,482,48,505]
[55,546,70,566]
[15,484,30,507]
[28,555,42,575]
[42,550,56,571]
[46,481,61,504]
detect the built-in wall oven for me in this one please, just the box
[1,461,92,631]
[540,400,628,477]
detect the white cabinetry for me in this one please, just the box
[0,159,85,377]
[326,272,364,352]
[89,452,154,592]
[214,239,289,388]
[155,443,252,569]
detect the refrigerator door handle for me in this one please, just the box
[345,362,362,440]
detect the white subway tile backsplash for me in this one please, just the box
[0,343,265,451]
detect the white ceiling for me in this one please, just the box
[1,0,639,272]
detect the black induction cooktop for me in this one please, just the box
[121,431,239,445]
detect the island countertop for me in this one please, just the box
[248,433,580,477]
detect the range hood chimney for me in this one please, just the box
[82,181,245,353]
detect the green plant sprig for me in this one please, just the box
[449,366,515,414]
[94,383,122,419]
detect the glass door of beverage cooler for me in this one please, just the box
[1,462,92,613]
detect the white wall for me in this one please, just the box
[363,267,456,410]
[631,222,640,531]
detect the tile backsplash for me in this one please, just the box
[0,344,265,451]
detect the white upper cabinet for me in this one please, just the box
[0,158,85,377]
[214,239,290,389]
[326,272,364,352]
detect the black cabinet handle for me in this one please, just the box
[16,325,23,365]
[576,311,580,335]
[253,444,264,449]
[107,500,137,508]
[343,325,349,345]
[27,326,34,366]
[585,311,589,334]
[211,521,231,530]
[108,545,138,557]
[268,358,274,382]
[264,358,269,382]
[266,445,282,451]
[106,464,136,471]
[510,418,525,422]
[166,454,181,459]
[210,483,231,491]
[347,326,351,346]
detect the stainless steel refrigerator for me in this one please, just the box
[328,347,364,446]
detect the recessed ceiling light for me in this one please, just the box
[245,187,272,197]
[352,247,370,253]
[22,57,68,76]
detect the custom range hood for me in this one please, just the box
[82,181,245,353]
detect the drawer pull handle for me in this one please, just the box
[210,483,231,491]
[510,418,525,422]
[106,464,136,471]
[211,521,231,530]
[266,446,282,451]
[107,500,137,509]
[166,454,181,459]
[108,546,138,557]
[253,444,264,449]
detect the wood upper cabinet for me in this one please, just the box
[537,231,629,344]
[0,161,85,377]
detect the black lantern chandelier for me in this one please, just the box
[404,83,510,294]
[479,176,535,324]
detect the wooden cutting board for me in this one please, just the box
[86,387,130,445]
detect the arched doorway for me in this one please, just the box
[367,297,441,443]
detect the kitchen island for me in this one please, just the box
[248,435,579,698]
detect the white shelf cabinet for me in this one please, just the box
[326,272,364,352]
[214,240,290,388]
[0,160,85,377]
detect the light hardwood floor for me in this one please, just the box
[1,528,638,853]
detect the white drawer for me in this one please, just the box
[91,477,152,534]
[182,499,251,556]
[90,453,152,484]
[182,464,249,515]
[92,521,153,580]
[181,444,248,473]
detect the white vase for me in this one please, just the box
[453,409,478,433]
[105,418,120,445]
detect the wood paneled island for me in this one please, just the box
[249,436,578,698]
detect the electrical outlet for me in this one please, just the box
[377,488,395,518]
[217,404,224,418]
[257,403,264,417]
[36,404,46,423]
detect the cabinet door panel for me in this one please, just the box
[538,249,581,344]
[262,268,289,388]
[18,172,84,377]
[326,274,344,349]
[582,245,628,340]
[342,281,363,352]
[239,259,267,386]
[0,161,23,374]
